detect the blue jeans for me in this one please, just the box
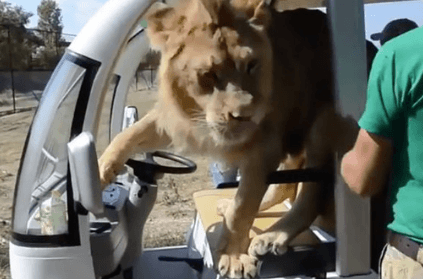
[209,162,238,188]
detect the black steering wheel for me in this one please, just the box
[126,151,197,183]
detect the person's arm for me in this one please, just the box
[341,128,393,197]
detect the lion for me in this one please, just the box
[98,0,358,278]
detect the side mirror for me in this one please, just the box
[68,132,104,216]
[122,106,139,130]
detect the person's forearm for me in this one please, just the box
[341,150,373,197]
[341,151,361,195]
[341,129,392,198]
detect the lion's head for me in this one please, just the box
[145,0,273,149]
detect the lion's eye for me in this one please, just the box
[199,71,218,93]
[246,60,259,75]
[203,71,218,82]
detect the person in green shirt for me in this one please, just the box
[341,25,423,278]
[370,18,418,46]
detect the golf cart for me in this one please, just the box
[9,0,397,278]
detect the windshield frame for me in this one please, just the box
[11,50,101,247]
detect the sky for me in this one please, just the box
[5,0,423,46]
[6,0,104,37]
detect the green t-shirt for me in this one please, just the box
[358,26,423,244]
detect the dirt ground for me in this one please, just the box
[0,109,33,279]
[0,84,215,278]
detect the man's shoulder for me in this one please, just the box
[382,26,423,56]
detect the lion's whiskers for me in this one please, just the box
[188,109,231,142]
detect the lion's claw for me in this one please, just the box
[248,231,289,258]
[214,228,258,279]
[98,153,125,188]
[217,253,257,279]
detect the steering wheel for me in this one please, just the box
[126,151,197,183]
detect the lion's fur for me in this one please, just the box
[145,0,336,167]
[146,0,275,162]
[99,1,349,277]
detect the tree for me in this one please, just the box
[0,1,33,26]
[37,0,63,38]
[139,48,161,70]
[36,0,64,68]
[0,1,34,70]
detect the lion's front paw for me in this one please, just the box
[98,152,125,187]
[217,199,233,216]
[248,231,289,258]
[218,253,257,279]
[214,228,257,278]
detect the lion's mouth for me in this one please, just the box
[207,111,259,145]
[210,120,257,145]
[228,120,256,135]
[228,112,252,122]
[227,113,256,137]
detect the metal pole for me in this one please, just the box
[327,0,372,276]
[135,71,138,91]
[55,30,60,57]
[7,25,16,113]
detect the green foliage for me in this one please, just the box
[34,45,64,69]
[0,1,33,26]
[37,0,62,34]
[37,0,62,48]
[0,1,34,70]
[35,0,65,69]
[0,0,67,70]
[139,49,161,70]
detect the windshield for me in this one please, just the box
[12,52,100,242]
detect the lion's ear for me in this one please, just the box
[248,0,270,31]
[184,0,215,27]
[199,0,225,24]
[145,2,177,48]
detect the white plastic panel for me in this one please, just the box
[67,0,156,138]
[110,27,152,139]
[10,215,95,279]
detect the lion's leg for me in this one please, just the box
[259,152,306,211]
[98,109,171,186]
[249,107,336,258]
[216,145,280,278]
